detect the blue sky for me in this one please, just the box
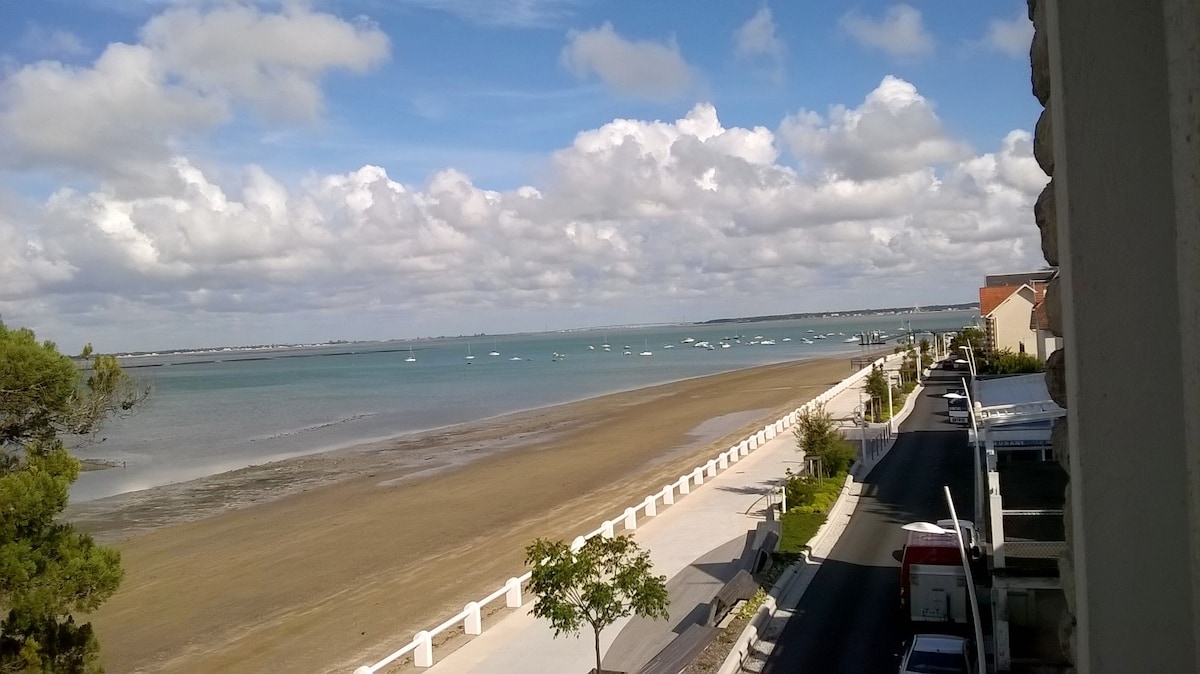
[0,1,1046,352]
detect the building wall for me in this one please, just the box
[989,286,1038,354]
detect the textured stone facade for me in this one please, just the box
[1029,0,1075,668]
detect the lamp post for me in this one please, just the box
[886,372,898,434]
[958,344,977,379]
[903,485,986,674]
[959,378,984,536]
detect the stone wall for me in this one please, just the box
[1027,0,1075,667]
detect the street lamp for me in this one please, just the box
[958,344,977,379]
[886,372,899,434]
[903,485,986,674]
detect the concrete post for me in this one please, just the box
[728,446,740,463]
[601,520,614,538]
[718,453,729,470]
[692,467,704,486]
[705,460,718,478]
[623,507,637,530]
[678,475,690,495]
[570,536,586,551]
[413,631,433,667]
[643,495,657,517]
[749,435,759,450]
[464,602,482,635]
[739,439,750,456]
[355,667,373,674]
[662,484,675,505]
[505,577,523,607]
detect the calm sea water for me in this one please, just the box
[71,311,976,502]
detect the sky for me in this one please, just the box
[0,0,1046,352]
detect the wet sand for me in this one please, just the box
[70,355,866,673]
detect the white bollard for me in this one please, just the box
[705,460,718,478]
[464,602,482,635]
[718,453,729,470]
[693,466,705,486]
[414,631,433,667]
[355,667,373,674]
[644,495,657,517]
[678,475,691,495]
[570,536,587,551]
[728,447,740,463]
[766,425,776,440]
[623,507,637,530]
[757,430,767,445]
[602,520,615,538]
[739,440,750,456]
[505,577,523,607]
[662,484,675,505]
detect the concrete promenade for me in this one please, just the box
[423,358,903,674]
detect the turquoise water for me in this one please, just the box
[71,311,975,502]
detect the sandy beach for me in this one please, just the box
[68,354,867,673]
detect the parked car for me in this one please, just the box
[898,634,974,674]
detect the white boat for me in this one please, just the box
[489,340,500,357]
[781,337,792,342]
[681,337,696,344]
[844,336,860,343]
[509,356,523,361]
[663,344,675,349]
[761,339,776,345]
[639,340,652,357]
[801,338,814,345]
[405,345,417,362]
[464,344,475,360]
[814,334,826,340]
[720,342,731,348]
[694,341,711,348]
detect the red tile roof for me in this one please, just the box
[979,284,1022,317]
[1030,283,1050,330]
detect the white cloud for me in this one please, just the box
[17,25,88,57]
[733,6,786,79]
[140,4,390,121]
[840,4,934,58]
[780,76,974,180]
[0,4,389,178]
[561,23,692,100]
[1,77,1048,351]
[392,0,580,28]
[984,10,1034,59]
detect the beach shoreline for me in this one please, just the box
[74,354,873,673]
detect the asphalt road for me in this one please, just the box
[764,368,975,674]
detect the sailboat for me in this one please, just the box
[639,339,652,357]
[488,340,500,357]
[601,332,611,352]
[404,345,417,362]
[464,343,475,361]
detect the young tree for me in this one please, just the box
[793,403,857,476]
[525,535,669,674]
[1,321,147,672]
[862,366,889,421]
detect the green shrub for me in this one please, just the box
[780,511,827,553]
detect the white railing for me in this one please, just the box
[353,354,898,672]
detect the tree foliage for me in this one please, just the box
[950,328,986,358]
[525,535,669,674]
[1,321,145,672]
[862,366,889,421]
[986,348,1046,374]
[793,403,857,477]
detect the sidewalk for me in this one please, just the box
[424,365,877,674]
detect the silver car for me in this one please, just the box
[898,634,974,674]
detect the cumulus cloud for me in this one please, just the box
[840,4,933,58]
[2,75,1048,350]
[733,6,786,79]
[0,4,389,178]
[984,10,1034,59]
[780,76,974,180]
[393,0,580,28]
[561,22,691,100]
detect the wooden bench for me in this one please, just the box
[634,623,719,674]
[706,569,761,627]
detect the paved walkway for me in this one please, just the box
[424,361,894,674]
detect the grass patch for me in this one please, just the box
[780,511,827,553]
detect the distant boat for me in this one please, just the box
[405,345,417,362]
[489,340,500,357]
[663,344,675,349]
[844,336,860,343]
[601,333,611,350]
[802,338,814,345]
[639,339,652,357]
[761,339,776,346]
[509,356,523,361]
[464,344,475,360]
[681,337,696,344]
[781,337,792,342]
[806,329,815,333]
[720,342,731,348]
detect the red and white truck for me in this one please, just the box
[899,521,979,627]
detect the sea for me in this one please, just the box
[71,311,977,503]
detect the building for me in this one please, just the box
[978,282,1059,359]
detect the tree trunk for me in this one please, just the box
[593,624,602,674]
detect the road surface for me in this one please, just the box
[764,368,975,673]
